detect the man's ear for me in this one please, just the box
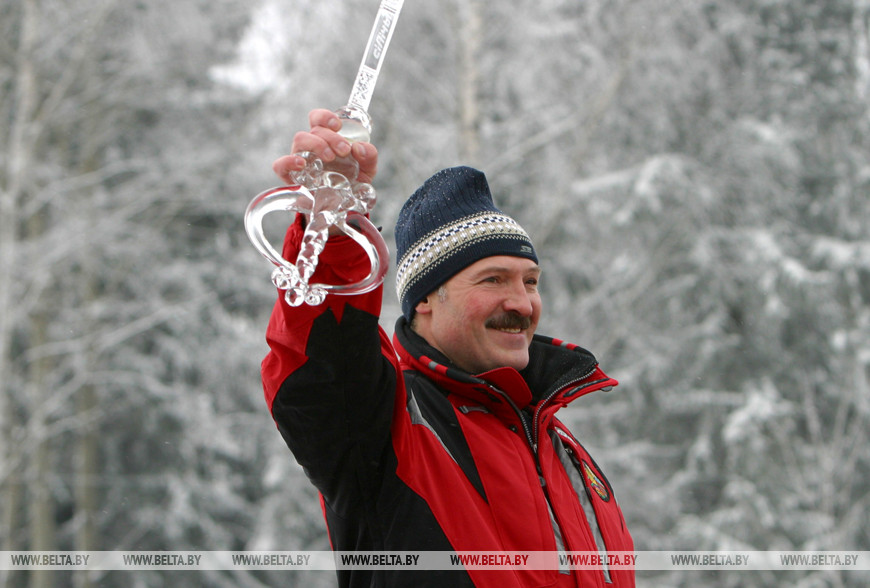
[414,296,433,316]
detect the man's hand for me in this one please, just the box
[272,109,379,185]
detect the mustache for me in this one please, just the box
[485,313,532,331]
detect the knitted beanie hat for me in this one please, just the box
[395,166,538,320]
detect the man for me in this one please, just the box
[262,109,635,587]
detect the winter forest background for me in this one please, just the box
[2,0,869,586]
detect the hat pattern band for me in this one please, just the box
[395,211,535,302]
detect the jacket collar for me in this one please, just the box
[392,317,614,412]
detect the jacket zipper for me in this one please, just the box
[486,383,572,573]
[485,383,536,449]
[487,366,610,580]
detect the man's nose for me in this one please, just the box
[502,280,533,316]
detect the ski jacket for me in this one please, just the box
[262,217,635,587]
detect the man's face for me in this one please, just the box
[413,255,542,374]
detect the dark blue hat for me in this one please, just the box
[395,166,538,320]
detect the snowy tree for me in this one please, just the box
[0,0,295,586]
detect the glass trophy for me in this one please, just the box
[244,0,403,307]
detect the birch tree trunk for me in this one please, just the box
[72,102,104,588]
[1,0,39,583]
[454,0,482,165]
[26,208,54,588]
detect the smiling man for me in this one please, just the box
[410,255,542,374]
[261,110,635,588]
[395,167,542,375]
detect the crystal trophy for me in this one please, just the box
[244,0,404,306]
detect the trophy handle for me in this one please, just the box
[244,184,313,275]
[333,210,390,295]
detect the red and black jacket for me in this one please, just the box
[262,218,635,587]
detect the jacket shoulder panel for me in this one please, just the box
[400,371,488,502]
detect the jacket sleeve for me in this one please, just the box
[261,215,399,512]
